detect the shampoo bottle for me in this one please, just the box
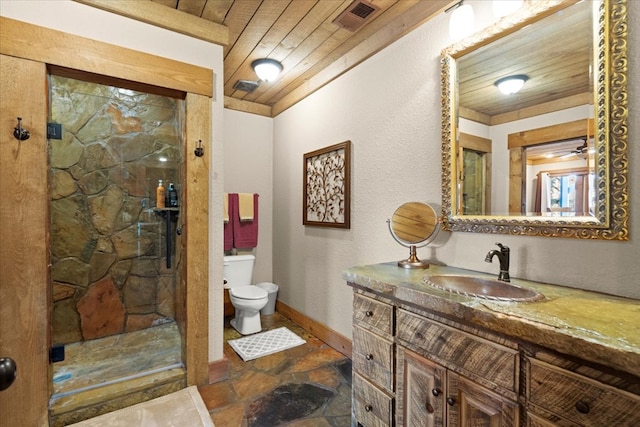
[168,183,179,207]
[156,180,165,208]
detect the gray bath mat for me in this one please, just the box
[228,327,305,361]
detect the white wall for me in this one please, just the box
[0,1,226,362]
[269,0,640,340]
[223,109,273,283]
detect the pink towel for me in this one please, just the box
[223,193,237,251]
[232,193,258,248]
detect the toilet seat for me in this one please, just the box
[230,286,268,300]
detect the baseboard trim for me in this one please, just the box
[207,357,229,384]
[275,300,352,359]
[208,301,353,383]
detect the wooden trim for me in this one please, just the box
[0,17,213,97]
[276,301,352,359]
[207,357,229,384]
[508,147,524,215]
[73,0,229,46]
[491,92,592,126]
[224,96,272,117]
[459,132,492,153]
[185,93,211,386]
[460,106,492,126]
[48,65,187,100]
[507,119,593,149]
[0,54,50,427]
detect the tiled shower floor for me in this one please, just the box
[51,321,182,398]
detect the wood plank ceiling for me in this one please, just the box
[77,1,592,120]
[150,0,452,116]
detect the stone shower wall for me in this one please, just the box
[50,76,184,345]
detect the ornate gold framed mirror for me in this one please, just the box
[441,0,628,240]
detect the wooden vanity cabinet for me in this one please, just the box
[395,309,519,427]
[352,292,395,426]
[348,280,640,427]
[524,352,640,427]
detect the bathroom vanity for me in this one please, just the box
[345,263,640,426]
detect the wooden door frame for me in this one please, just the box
[1,16,212,423]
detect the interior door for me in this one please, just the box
[0,54,50,426]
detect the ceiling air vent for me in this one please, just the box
[333,0,380,32]
[233,79,259,93]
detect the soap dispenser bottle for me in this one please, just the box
[168,182,178,207]
[156,180,165,208]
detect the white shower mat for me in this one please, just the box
[228,327,306,361]
[68,386,214,426]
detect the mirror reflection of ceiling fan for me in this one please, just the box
[560,140,590,159]
[525,138,595,163]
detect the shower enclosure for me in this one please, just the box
[48,75,186,425]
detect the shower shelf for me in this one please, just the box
[153,208,179,269]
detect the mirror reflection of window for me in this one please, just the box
[525,139,595,216]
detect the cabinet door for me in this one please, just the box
[448,372,520,427]
[397,347,446,427]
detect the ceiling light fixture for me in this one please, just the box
[251,58,283,83]
[447,1,475,41]
[495,74,528,95]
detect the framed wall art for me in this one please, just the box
[303,141,351,228]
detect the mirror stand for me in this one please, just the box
[397,245,430,269]
[387,202,440,269]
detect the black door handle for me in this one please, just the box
[0,357,17,391]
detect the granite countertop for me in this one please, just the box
[344,262,640,377]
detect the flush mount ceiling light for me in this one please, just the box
[251,58,283,83]
[447,1,475,41]
[495,74,528,95]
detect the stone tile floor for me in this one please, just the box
[198,313,353,427]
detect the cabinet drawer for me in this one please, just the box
[528,359,640,427]
[353,293,394,337]
[396,309,518,394]
[354,373,393,427]
[353,325,394,392]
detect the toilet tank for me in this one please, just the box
[223,255,255,288]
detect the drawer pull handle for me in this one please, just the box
[365,404,373,412]
[446,397,456,406]
[426,402,435,414]
[365,353,374,361]
[432,388,442,397]
[575,400,590,414]
[365,310,373,317]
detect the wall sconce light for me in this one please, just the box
[447,1,475,41]
[495,74,528,95]
[493,0,524,19]
[251,58,283,83]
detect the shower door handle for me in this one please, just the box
[0,357,17,391]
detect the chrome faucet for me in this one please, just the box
[485,243,510,282]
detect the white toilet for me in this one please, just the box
[223,254,268,335]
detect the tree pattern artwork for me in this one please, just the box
[306,147,346,223]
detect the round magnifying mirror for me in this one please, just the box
[387,202,439,269]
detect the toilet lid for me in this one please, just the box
[230,286,268,300]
